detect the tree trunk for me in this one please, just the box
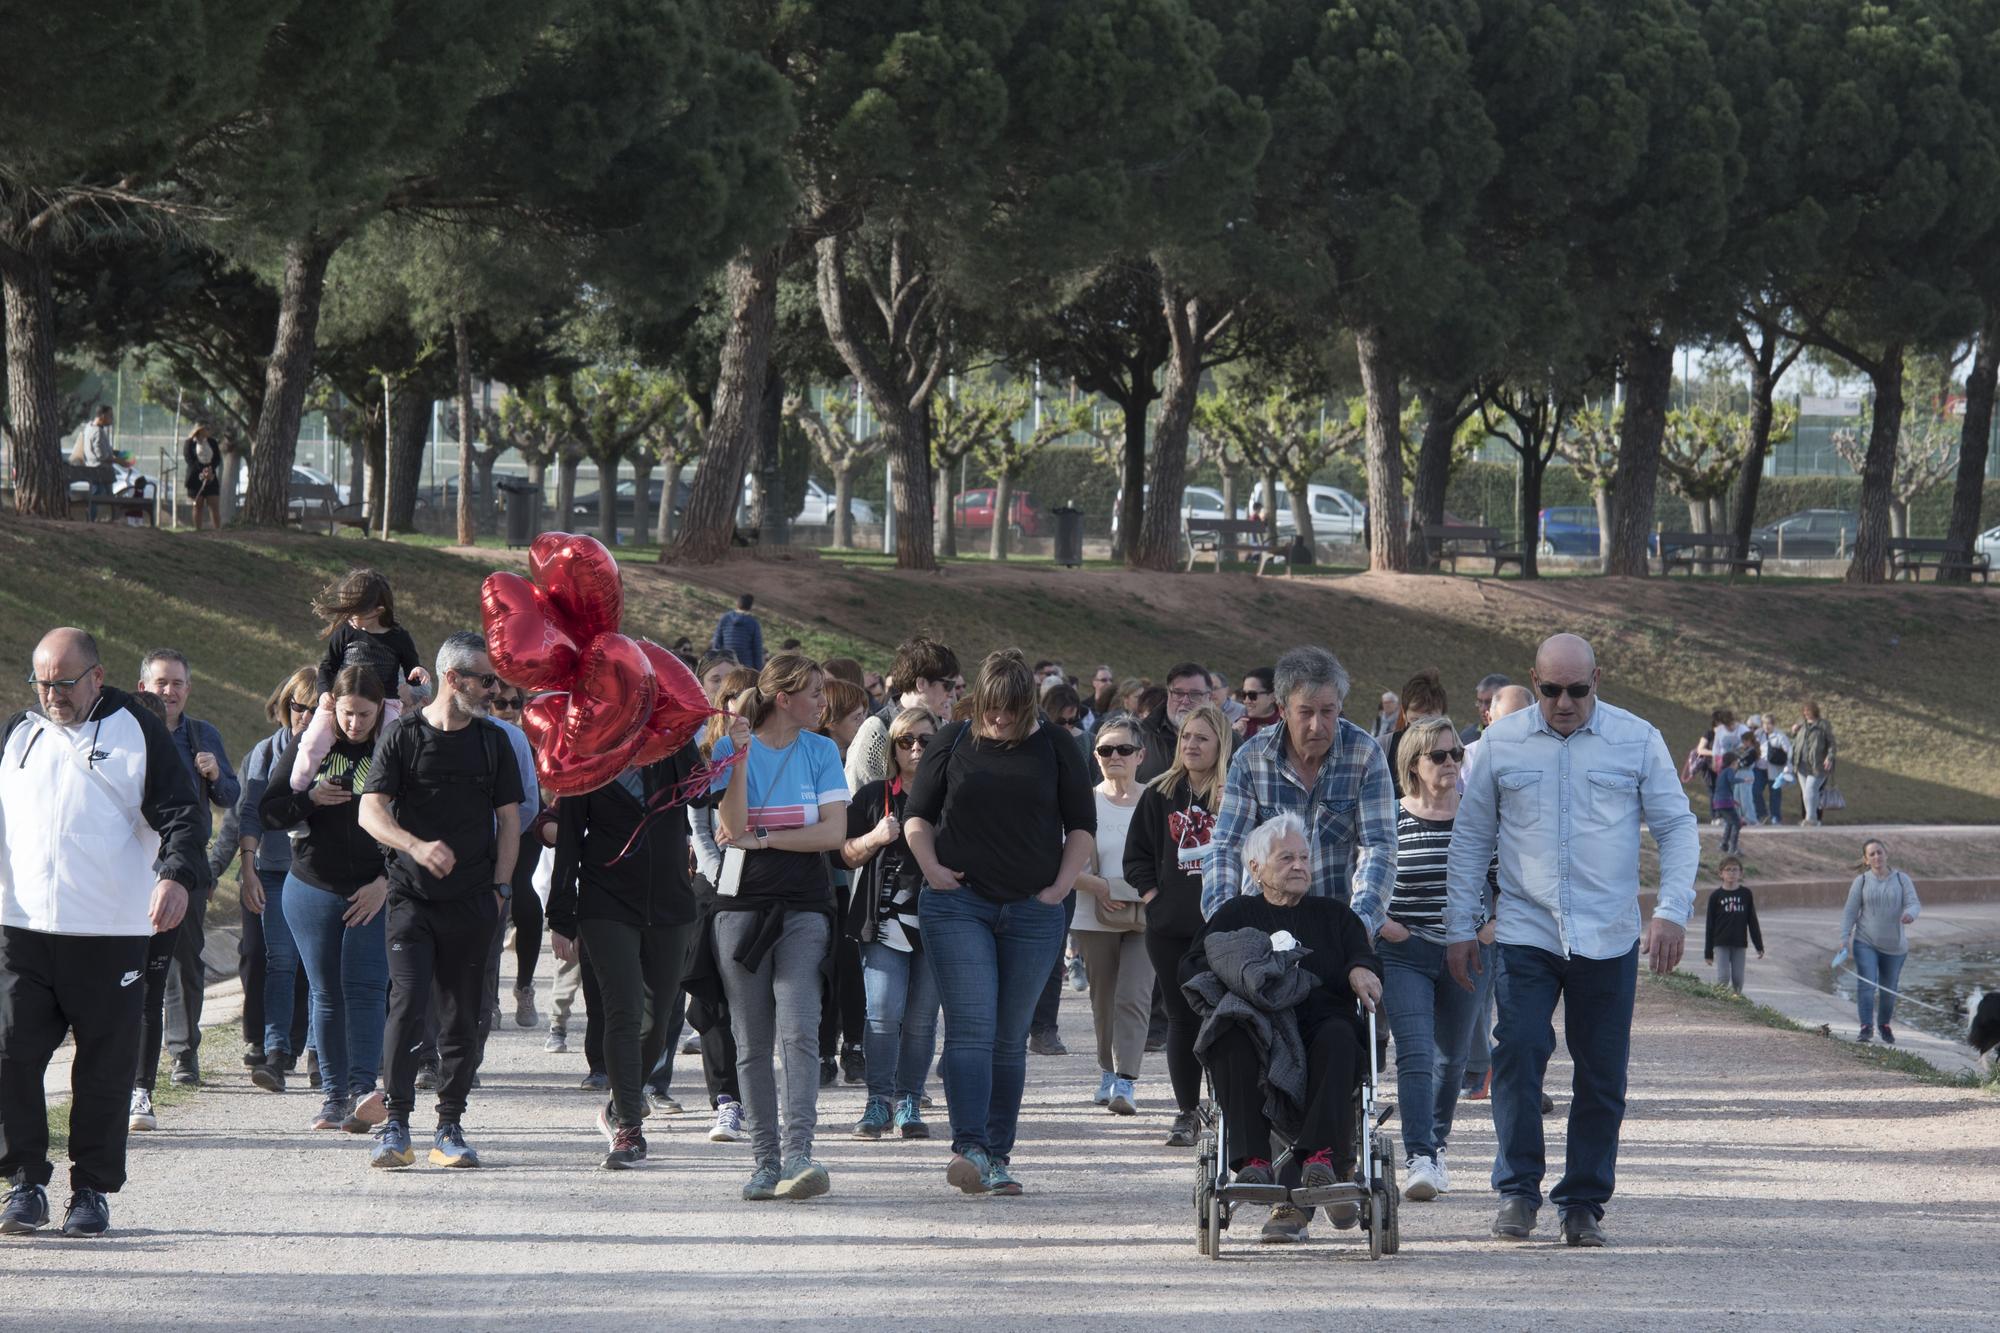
[654,457,676,547]
[1354,328,1408,572]
[0,239,67,518]
[454,315,476,546]
[218,446,244,524]
[363,406,386,525]
[989,471,1013,561]
[596,454,622,548]
[1405,382,1464,568]
[935,465,957,557]
[879,402,934,570]
[474,454,499,535]
[1943,313,1998,581]
[1889,499,1908,540]
[1114,398,1148,563]
[243,233,339,527]
[1286,476,1316,555]
[555,454,580,534]
[1607,333,1674,576]
[832,464,855,549]
[1261,469,1280,544]
[1517,453,1546,580]
[1845,348,1903,585]
[1731,357,1777,560]
[754,370,788,545]
[670,245,779,564]
[1593,487,1616,562]
[629,456,653,550]
[1136,290,1203,571]
[387,390,429,533]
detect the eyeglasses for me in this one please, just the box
[1167,688,1208,704]
[1538,681,1592,700]
[26,670,95,694]
[1095,743,1142,757]
[893,734,932,750]
[1424,746,1467,765]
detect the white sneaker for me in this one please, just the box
[1433,1147,1453,1194]
[1403,1153,1441,1202]
[128,1087,156,1132]
[708,1097,746,1143]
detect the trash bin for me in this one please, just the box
[498,478,541,548]
[1052,503,1085,568]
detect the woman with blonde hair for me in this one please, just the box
[905,649,1095,1196]
[711,654,850,1201]
[1070,717,1152,1117]
[1125,702,1232,1147]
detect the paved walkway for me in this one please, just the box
[6,972,1998,1330]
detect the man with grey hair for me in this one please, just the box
[358,631,522,1171]
[1461,674,1513,744]
[1444,633,1696,1248]
[1202,646,1395,921]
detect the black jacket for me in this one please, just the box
[1124,777,1217,939]
[259,733,386,896]
[546,742,713,936]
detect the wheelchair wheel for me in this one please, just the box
[1365,1194,1384,1261]
[1383,1188,1401,1255]
[1195,1133,1220,1258]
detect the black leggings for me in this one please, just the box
[1143,929,1202,1115]
[510,828,542,989]
[578,919,698,1129]
[1209,1017,1359,1174]
[818,935,865,1060]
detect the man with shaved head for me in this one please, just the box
[1444,633,1697,1248]
[0,628,204,1237]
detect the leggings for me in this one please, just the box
[1142,928,1201,1114]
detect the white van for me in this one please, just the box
[1244,482,1366,539]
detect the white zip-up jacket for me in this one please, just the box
[0,687,205,937]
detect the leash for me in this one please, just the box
[1832,964,1961,1019]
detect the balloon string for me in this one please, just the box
[607,747,748,866]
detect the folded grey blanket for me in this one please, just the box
[1184,926,1318,1139]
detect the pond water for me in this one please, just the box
[1827,943,1997,1044]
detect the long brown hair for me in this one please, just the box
[969,649,1036,744]
[311,567,397,636]
[742,653,822,730]
[330,665,388,744]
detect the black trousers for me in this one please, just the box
[1143,929,1202,1115]
[134,927,177,1091]
[1209,1018,1359,1175]
[0,928,148,1193]
[578,919,698,1128]
[1030,890,1078,1036]
[240,893,309,1057]
[581,947,606,1076]
[511,873,544,990]
[160,887,211,1060]
[817,934,865,1060]
[381,893,498,1124]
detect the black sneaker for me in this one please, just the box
[0,1182,49,1234]
[241,1041,266,1068]
[1027,1030,1068,1057]
[251,1058,287,1093]
[170,1053,201,1087]
[1858,1026,1874,1044]
[603,1124,647,1171]
[1165,1112,1198,1148]
[414,1062,440,1092]
[819,1057,838,1088]
[1878,1023,1897,1046]
[579,1071,609,1092]
[840,1044,866,1085]
[60,1188,110,1237]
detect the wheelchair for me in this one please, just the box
[1192,1004,1400,1259]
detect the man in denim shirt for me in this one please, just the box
[1203,646,1396,920]
[1444,634,1696,1249]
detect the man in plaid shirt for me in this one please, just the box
[1201,646,1396,919]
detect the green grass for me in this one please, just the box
[46,1025,236,1157]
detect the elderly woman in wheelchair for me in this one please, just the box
[1182,812,1389,1250]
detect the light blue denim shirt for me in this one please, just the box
[1444,697,1698,960]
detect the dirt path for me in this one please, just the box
[5,968,1996,1330]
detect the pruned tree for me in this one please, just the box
[931,380,1023,558]
[559,368,678,548]
[1661,408,1752,559]
[500,379,585,532]
[1478,381,1578,580]
[1557,406,1623,565]
[1833,413,1959,540]
[1195,389,1362,557]
[786,391,883,550]
[1726,301,1807,560]
[638,389,706,549]
[975,400,1091,561]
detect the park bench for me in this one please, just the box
[1887,536,1991,583]
[288,480,371,536]
[1417,522,1525,575]
[64,463,155,525]
[1185,517,1288,576]
[1656,531,1763,577]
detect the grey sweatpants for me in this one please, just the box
[1713,946,1747,994]
[715,909,829,1167]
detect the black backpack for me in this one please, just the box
[1765,736,1788,768]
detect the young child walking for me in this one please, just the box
[291,568,430,791]
[1703,855,1765,994]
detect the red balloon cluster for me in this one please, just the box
[480,532,714,796]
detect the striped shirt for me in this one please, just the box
[1387,809,1455,943]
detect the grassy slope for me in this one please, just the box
[3,520,1996,830]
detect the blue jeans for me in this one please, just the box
[861,940,940,1103]
[1492,943,1637,1221]
[285,875,390,1103]
[1465,940,1496,1077]
[1379,935,1477,1160]
[1851,939,1907,1028]
[920,887,1067,1161]
[260,874,303,1058]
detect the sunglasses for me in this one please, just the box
[1424,746,1467,765]
[493,696,525,711]
[1095,743,1142,757]
[1538,681,1592,700]
[455,670,501,690]
[1241,688,1267,700]
[286,700,314,716]
[893,734,932,750]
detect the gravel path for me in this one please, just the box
[5,975,1997,1331]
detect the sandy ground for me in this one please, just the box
[9,964,1999,1331]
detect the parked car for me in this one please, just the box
[731,476,875,528]
[232,463,352,516]
[1109,485,1231,537]
[1244,482,1366,539]
[954,487,1044,538]
[1538,505,1601,556]
[1977,523,2000,559]
[572,476,688,528]
[1750,508,1858,559]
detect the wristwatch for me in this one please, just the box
[493,880,513,900]
[754,825,769,848]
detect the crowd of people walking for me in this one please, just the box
[0,569,1894,1248]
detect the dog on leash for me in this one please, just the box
[1969,989,2000,1059]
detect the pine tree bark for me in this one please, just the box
[671,246,779,564]
[1354,328,1408,572]
[386,390,430,533]
[1731,355,1777,560]
[0,237,67,518]
[1607,334,1674,576]
[1114,401,1148,562]
[1136,286,1205,571]
[628,455,653,550]
[454,314,477,546]
[1845,348,1903,585]
[1942,313,1998,582]
[243,233,340,527]
[832,465,855,549]
[1405,382,1465,569]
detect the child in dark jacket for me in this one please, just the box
[1703,855,1764,994]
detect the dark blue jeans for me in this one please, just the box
[1379,935,1477,1160]
[861,940,939,1103]
[260,874,303,1058]
[1492,943,1637,1221]
[1851,940,1907,1028]
[286,875,390,1103]
[920,887,1066,1161]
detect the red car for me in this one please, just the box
[954,488,1043,538]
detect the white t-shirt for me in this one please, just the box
[1074,788,1139,932]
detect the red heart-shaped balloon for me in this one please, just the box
[536,725,646,797]
[530,532,623,645]
[633,640,716,757]
[481,572,581,691]
[565,632,656,757]
[520,692,567,754]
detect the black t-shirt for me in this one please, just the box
[260,732,386,897]
[904,721,1095,903]
[362,711,522,902]
[319,623,422,697]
